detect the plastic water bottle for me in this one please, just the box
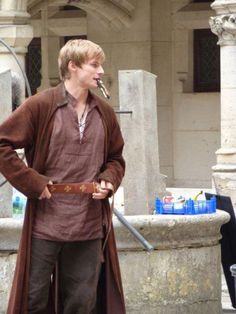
[12,189,26,219]
[155,197,163,214]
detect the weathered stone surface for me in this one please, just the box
[119,70,165,215]
[0,218,22,250]
[114,210,229,250]
[114,210,229,314]
[119,246,221,314]
[0,252,16,314]
[0,211,230,314]
[0,67,12,218]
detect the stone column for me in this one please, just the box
[38,5,51,91]
[119,70,166,215]
[209,1,236,206]
[0,1,33,98]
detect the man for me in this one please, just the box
[0,39,126,314]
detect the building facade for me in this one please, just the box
[0,0,224,188]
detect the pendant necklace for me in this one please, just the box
[78,103,88,141]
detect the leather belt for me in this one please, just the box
[47,182,98,194]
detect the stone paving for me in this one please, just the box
[222,273,236,313]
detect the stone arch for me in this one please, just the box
[28,0,135,31]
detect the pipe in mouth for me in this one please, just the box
[96,78,110,100]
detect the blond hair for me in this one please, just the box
[58,39,105,80]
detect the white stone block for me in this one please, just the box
[0,68,12,217]
[221,88,236,147]
[221,46,236,89]
[0,67,11,122]
[119,70,165,214]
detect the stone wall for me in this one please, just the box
[170,0,220,187]
[115,211,229,314]
[0,210,229,313]
[119,246,221,314]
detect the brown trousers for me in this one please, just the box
[28,238,102,314]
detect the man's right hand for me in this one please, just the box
[38,181,52,200]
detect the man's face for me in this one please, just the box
[72,58,104,89]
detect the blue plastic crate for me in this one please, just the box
[155,196,216,215]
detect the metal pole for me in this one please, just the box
[113,207,154,252]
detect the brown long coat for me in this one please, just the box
[0,83,126,314]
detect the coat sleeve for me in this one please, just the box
[98,112,125,193]
[0,100,49,198]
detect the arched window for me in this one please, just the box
[25,38,42,95]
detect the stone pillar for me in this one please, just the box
[209,1,236,206]
[115,210,229,314]
[38,5,51,91]
[119,70,166,215]
[0,1,33,98]
[0,68,12,218]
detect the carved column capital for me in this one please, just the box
[0,0,29,25]
[211,0,236,15]
[209,14,236,45]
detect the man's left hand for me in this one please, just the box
[92,180,114,199]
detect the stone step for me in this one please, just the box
[222,272,236,313]
[222,296,236,313]
[222,309,236,313]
